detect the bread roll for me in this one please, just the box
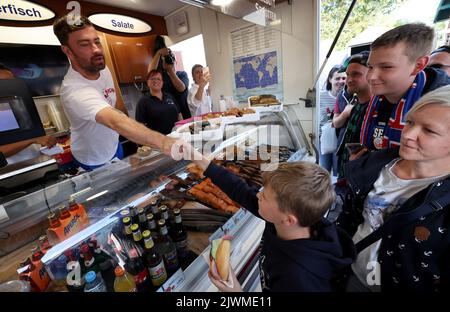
[215,239,231,280]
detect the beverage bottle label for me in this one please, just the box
[133,268,149,287]
[149,260,167,286]
[164,249,179,271]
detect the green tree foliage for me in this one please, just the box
[321,0,406,50]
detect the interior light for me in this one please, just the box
[179,0,209,8]
[211,0,234,6]
[86,190,109,201]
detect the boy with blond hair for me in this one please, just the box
[183,145,355,292]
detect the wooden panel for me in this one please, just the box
[106,34,156,84]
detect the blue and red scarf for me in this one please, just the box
[360,71,427,150]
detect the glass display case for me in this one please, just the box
[0,109,313,292]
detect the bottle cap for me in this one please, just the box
[158,219,165,227]
[122,217,131,224]
[84,271,96,283]
[138,207,144,214]
[173,208,181,215]
[120,209,130,217]
[80,244,90,253]
[130,224,139,232]
[142,230,151,238]
[146,213,154,220]
[114,266,124,276]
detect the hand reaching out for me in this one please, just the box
[34,135,57,148]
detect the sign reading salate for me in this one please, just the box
[0,0,55,21]
[88,13,151,34]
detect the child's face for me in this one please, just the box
[256,186,284,224]
[367,42,419,102]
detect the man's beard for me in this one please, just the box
[74,54,105,73]
[85,55,106,73]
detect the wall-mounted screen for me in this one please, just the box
[0,44,69,97]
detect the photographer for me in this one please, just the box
[148,36,191,119]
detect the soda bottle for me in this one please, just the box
[58,204,71,222]
[131,223,143,247]
[38,235,51,254]
[119,208,130,220]
[84,271,107,292]
[157,219,179,276]
[113,266,137,292]
[142,230,167,288]
[98,259,116,292]
[146,213,160,242]
[159,205,170,231]
[129,205,139,224]
[18,257,40,292]
[150,204,160,221]
[80,243,99,275]
[68,197,89,226]
[125,248,151,292]
[90,239,110,265]
[169,208,189,261]
[30,246,44,263]
[48,212,61,229]
[122,216,132,238]
[137,207,147,230]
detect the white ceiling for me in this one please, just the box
[84,0,186,17]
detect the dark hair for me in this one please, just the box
[371,23,434,62]
[153,35,167,55]
[431,45,450,55]
[326,66,341,91]
[53,14,93,45]
[146,69,162,81]
[339,51,370,73]
[191,64,203,79]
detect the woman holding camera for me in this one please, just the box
[148,36,191,119]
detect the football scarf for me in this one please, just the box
[360,71,426,150]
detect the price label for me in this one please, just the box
[231,208,246,225]
[221,217,235,235]
[161,268,185,292]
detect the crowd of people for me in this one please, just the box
[1,13,449,293]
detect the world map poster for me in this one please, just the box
[230,25,282,103]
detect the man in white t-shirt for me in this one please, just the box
[187,64,212,117]
[53,15,179,170]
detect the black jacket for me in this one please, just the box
[205,163,355,292]
[344,149,450,292]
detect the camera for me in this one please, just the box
[164,51,175,65]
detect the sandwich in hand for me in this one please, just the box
[209,236,232,281]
